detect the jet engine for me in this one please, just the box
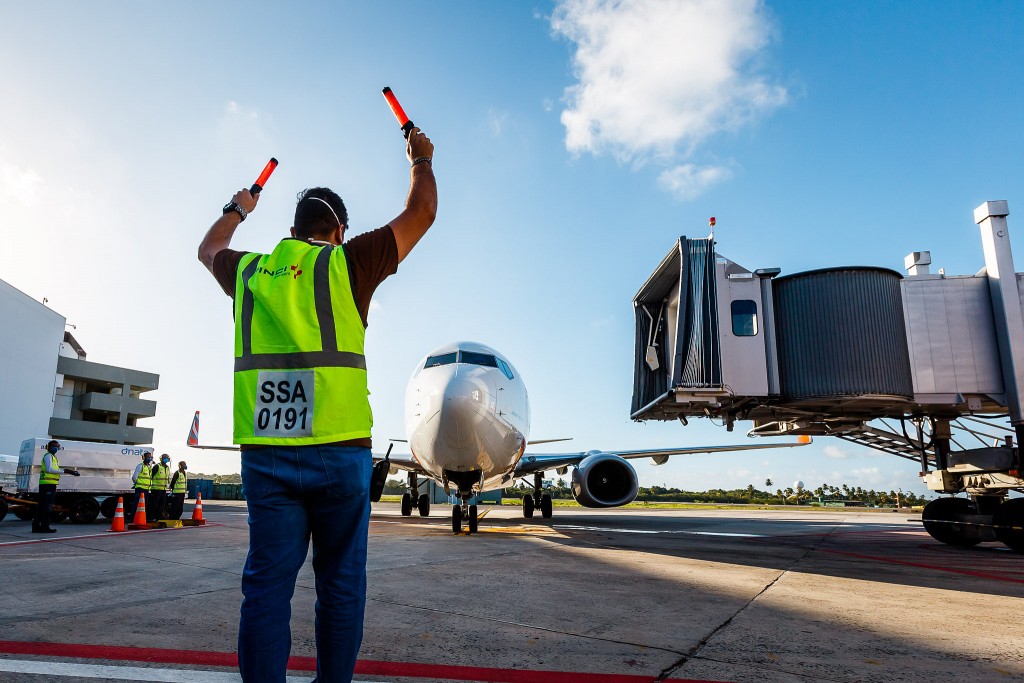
[571,452,639,508]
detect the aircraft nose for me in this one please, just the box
[438,372,490,448]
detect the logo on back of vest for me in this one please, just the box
[256,263,305,280]
[254,370,314,437]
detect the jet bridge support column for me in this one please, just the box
[975,201,1024,468]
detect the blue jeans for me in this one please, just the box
[238,446,371,683]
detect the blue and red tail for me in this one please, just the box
[187,411,201,447]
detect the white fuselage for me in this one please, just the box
[405,342,530,493]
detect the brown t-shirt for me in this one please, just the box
[212,225,399,449]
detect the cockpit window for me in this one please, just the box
[459,351,498,368]
[424,352,457,368]
[424,350,505,371]
[496,358,514,380]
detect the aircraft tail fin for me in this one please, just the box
[187,411,201,447]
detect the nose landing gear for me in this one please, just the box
[451,496,478,534]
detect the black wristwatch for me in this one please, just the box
[223,202,248,221]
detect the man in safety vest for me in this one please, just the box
[198,126,436,682]
[130,451,154,519]
[168,460,188,519]
[33,439,80,533]
[150,454,172,522]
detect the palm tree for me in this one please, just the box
[765,478,774,489]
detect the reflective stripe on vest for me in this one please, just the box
[153,464,171,490]
[172,470,187,494]
[136,463,153,490]
[232,239,372,445]
[38,453,60,486]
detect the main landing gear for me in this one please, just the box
[400,472,431,518]
[922,494,1024,553]
[522,472,553,519]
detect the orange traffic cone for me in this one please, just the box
[106,496,126,532]
[130,493,148,528]
[191,492,205,524]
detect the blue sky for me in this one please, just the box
[2,1,1022,495]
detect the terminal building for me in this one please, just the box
[0,278,158,456]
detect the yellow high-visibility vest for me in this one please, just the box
[232,239,371,445]
[38,452,60,486]
[135,463,153,490]
[153,464,171,491]
[172,470,187,494]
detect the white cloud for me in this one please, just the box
[551,0,786,198]
[657,163,733,200]
[0,162,43,206]
[823,445,851,460]
[488,108,508,136]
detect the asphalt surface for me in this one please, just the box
[0,501,1022,682]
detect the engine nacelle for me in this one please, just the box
[571,452,639,508]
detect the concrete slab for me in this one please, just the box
[0,502,1021,682]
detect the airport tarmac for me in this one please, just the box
[0,501,1022,683]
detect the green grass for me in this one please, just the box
[376,494,921,513]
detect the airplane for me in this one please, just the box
[188,341,810,534]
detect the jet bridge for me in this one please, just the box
[631,201,1024,552]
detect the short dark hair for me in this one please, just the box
[294,187,347,240]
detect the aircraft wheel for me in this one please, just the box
[400,493,413,517]
[522,494,534,519]
[540,494,553,519]
[994,498,1024,553]
[468,504,478,534]
[922,497,982,547]
[452,505,462,534]
[417,493,430,517]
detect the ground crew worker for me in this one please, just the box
[150,454,172,521]
[198,126,436,682]
[130,451,154,519]
[32,440,79,533]
[168,460,188,519]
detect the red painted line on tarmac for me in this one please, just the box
[0,641,723,683]
[817,548,1024,584]
[0,524,222,548]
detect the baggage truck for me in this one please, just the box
[0,438,154,524]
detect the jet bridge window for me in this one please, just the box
[460,351,499,368]
[731,300,758,336]
[424,352,458,368]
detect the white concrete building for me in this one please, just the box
[0,278,158,455]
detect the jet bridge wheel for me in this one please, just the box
[994,498,1024,553]
[540,494,553,519]
[417,494,430,516]
[922,497,983,548]
[400,493,413,517]
[522,494,534,518]
[468,505,478,534]
[452,505,463,534]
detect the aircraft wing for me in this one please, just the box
[375,452,427,474]
[513,437,811,477]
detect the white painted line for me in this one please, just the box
[553,524,764,538]
[0,525,212,547]
[0,658,388,682]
